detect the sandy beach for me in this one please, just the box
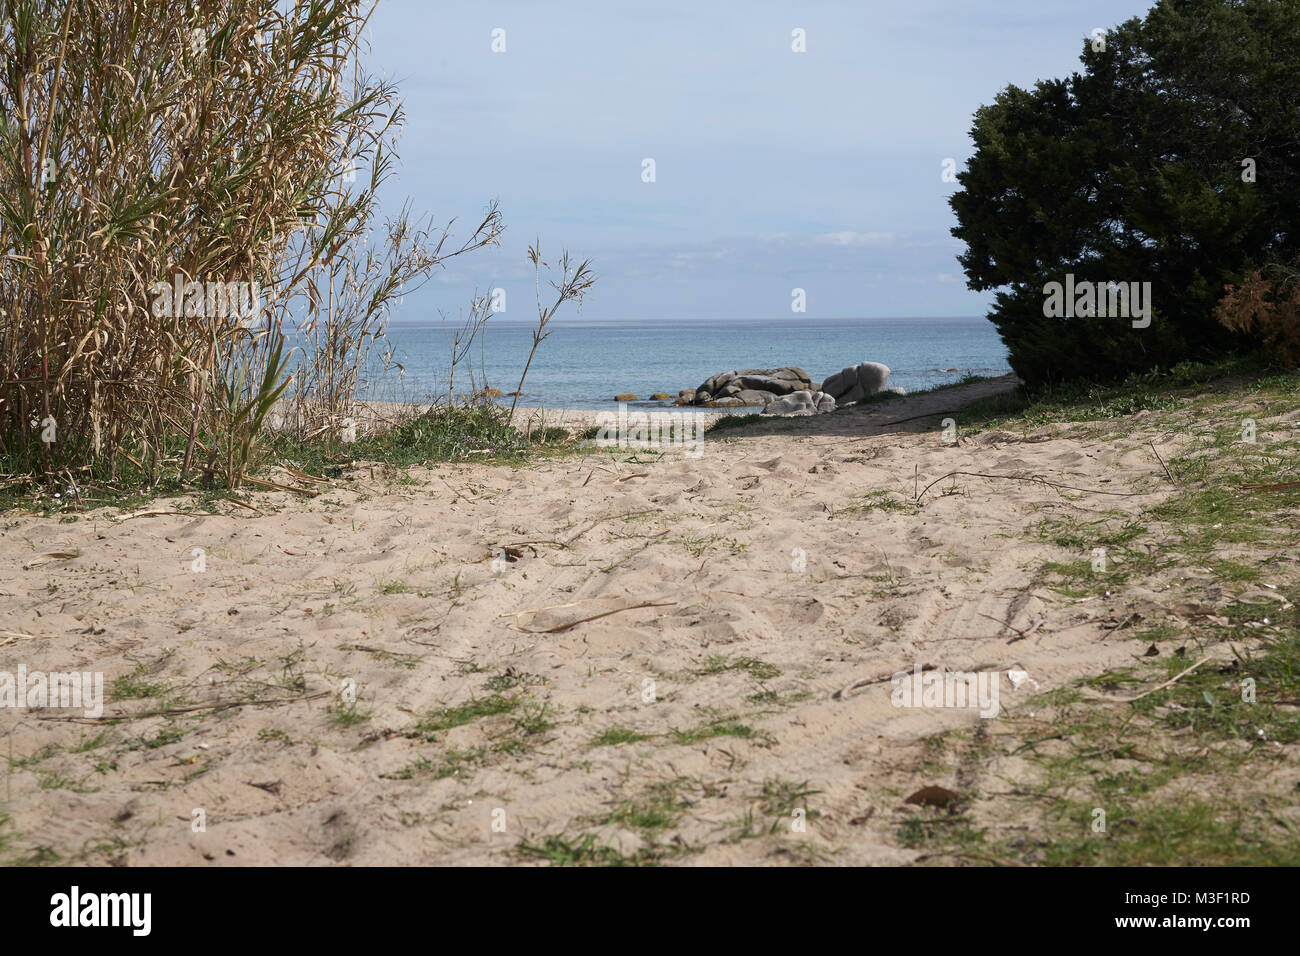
[7,371,1284,866]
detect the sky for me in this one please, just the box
[366,0,1159,323]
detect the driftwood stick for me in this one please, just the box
[512,600,677,634]
[36,691,331,723]
[1083,656,1212,704]
[916,470,1140,504]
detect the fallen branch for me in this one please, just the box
[835,664,936,700]
[0,629,49,647]
[241,475,320,497]
[976,611,1043,644]
[1241,480,1300,492]
[1148,442,1175,483]
[1082,656,1212,704]
[506,599,677,634]
[916,471,1140,504]
[36,690,331,723]
[562,509,660,546]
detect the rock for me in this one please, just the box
[696,370,738,395]
[888,386,906,396]
[676,389,697,405]
[820,362,891,405]
[733,373,806,395]
[705,396,745,407]
[903,785,960,809]
[762,389,817,416]
[650,393,671,401]
[613,393,638,402]
[735,389,776,406]
[759,388,836,417]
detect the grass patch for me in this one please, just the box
[408,694,519,739]
[693,656,781,681]
[891,358,1300,865]
[590,726,652,747]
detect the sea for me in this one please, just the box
[355,317,1010,411]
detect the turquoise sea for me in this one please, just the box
[359,317,1011,411]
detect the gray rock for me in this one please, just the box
[697,370,738,395]
[705,396,744,407]
[814,391,837,413]
[888,386,906,396]
[762,389,817,416]
[734,374,804,395]
[821,362,891,405]
[735,389,776,406]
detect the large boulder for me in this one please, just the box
[820,362,891,405]
[694,367,811,402]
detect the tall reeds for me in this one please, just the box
[0,0,501,488]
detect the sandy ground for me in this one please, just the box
[0,374,1214,864]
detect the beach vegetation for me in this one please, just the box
[0,1,590,510]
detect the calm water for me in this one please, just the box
[356,317,1010,411]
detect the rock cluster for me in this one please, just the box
[762,361,904,415]
[675,361,905,416]
[677,367,814,408]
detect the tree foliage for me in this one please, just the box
[951,0,1300,385]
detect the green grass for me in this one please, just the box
[599,779,694,833]
[590,726,652,747]
[1,403,581,515]
[693,656,781,681]
[669,717,765,746]
[409,694,519,739]
[109,664,171,702]
[514,833,673,866]
[838,489,916,516]
[890,358,1300,866]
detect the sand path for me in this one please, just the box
[0,374,1190,864]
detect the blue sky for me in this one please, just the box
[367,0,1158,322]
